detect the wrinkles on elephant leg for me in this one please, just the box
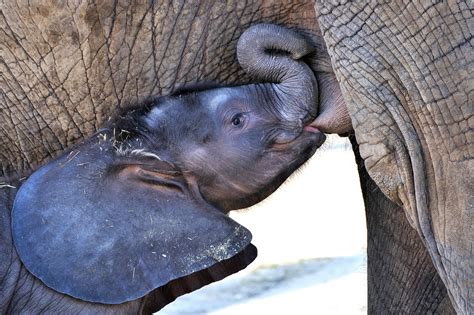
[351,137,454,314]
[316,1,473,312]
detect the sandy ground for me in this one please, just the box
[160,136,367,314]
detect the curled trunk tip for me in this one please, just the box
[237,23,319,122]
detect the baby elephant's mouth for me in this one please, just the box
[271,125,326,163]
[303,124,321,134]
[271,125,326,153]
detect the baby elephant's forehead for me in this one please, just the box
[142,98,183,128]
[147,106,165,120]
[143,104,167,128]
[203,87,248,112]
[207,92,231,111]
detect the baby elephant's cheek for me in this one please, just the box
[183,147,209,170]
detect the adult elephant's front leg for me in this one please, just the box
[316,1,473,313]
[351,137,454,314]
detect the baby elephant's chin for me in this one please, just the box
[303,124,321,133]
[229,131,324,212]
[278,127,325,173]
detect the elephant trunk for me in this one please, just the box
[237,24,318,124]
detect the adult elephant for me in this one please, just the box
[0,2,326,314]
[0,1,471,314]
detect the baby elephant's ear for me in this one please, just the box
[12,130,256,305]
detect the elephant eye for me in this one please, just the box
[231,113,244,126]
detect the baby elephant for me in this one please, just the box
[12,24,325,307]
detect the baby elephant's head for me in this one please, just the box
[138,23,325,211]
[140,83,324,211]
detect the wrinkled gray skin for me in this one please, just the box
[314,2,472,314]
[0,1,472,314]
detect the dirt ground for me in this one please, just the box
[160,136,367,314]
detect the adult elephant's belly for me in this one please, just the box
[0,0,323,179]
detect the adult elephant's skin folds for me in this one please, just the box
[315,1,473,313]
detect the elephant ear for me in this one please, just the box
[11,130,256,305]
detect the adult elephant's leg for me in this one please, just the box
[316,2,473,313]
[351,137,454,314]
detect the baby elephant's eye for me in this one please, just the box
[231,114,243,126]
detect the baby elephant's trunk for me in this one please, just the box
[237,23,318,124]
